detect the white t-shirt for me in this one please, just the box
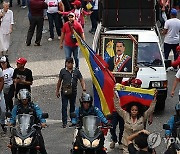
[45,0,61,14]
[175,69,180,95]
[92,0,98,10]
[164,18,180,44]
[74,9,81,22]
[3,67,14,85]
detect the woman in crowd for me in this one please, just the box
[113,90,157,154]
[0,1,14,56]
[45,0,64,41]
[60,0,92,28]
[0,56,14,112]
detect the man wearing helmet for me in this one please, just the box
[165,104,180,138]
[9,89,47,154]
[164,103,180,153]
[71,92,110,126]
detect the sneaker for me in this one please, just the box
[48,38,53,41]
[44,16,48,20]
[62,124,67,128]
[110,141,116,149]
[58,36,61,40]
[21,5,27,9]
[69,124,76,128]
[118,144,123,150]
[34,43,41,46]
[89,29,95,34]
[42,29,48,34]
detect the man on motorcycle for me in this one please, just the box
[165,103,180,153]
[9,89,47,154]
[71,92,110,126]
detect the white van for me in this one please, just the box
[92,24,167,110]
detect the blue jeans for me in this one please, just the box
[110,112,124,144]
[90,10,98,31]
[164,43,178,61]
[64,45,80,69]
[47,12,61,39]
[61,92,77,125]
[0,92,6,125]
[22,0,26,6]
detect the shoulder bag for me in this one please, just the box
[62,70,74,96]
[68,22,77,43]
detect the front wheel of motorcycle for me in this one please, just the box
[16,149,38,154]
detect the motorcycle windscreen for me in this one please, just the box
[82,116,100,137]
[16,114,34,136]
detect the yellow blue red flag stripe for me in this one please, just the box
[115,83,156,107]
[74,31,115,115]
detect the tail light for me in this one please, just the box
[35,146,40,150]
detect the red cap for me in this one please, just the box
[176,46,180,52]
[71,0,81,6]
[16,57,27,65]
[131,79,142,86]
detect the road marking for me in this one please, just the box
[46,119,71,125]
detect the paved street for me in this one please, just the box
[0,4,179,154]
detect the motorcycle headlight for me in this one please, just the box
[82,138,91,147]
[92,139,100,147]
[24,137,33,146]
[14,136,23,145]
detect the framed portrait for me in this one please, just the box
[100,34,138,78]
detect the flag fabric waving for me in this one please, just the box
[115,83,156,107]
[74,31,115,115]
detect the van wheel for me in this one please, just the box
[155,100,165,111]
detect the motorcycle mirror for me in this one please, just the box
[6,112,12,118]
[163,124,170,130]
[70,112,76,118]
[42,113,49,119]
[164,59,171,69]
[106,114,113,120]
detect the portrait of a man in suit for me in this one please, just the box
[107,41,132,72]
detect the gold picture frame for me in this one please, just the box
[100,34,138,78]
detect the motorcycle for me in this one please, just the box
[8,113,48,154]
[163,123,180,154]
[71,115,110,154]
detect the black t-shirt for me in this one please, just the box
[128,143,151,154]
[59,68,82,93]
[12,68,33,95]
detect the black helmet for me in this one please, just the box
[79,93,93,105]
[17,89,31,101]
[175,103,180,111]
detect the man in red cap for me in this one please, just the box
[12,57,33,103]
[60,0,92,28]
[130,79,142,88]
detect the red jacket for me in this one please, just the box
[171,56,180,68]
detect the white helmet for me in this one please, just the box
[17,89,31,100]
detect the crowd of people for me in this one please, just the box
[0,0,180,154]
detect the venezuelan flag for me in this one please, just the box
[115,83,156,107]
[74,31,115,115]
